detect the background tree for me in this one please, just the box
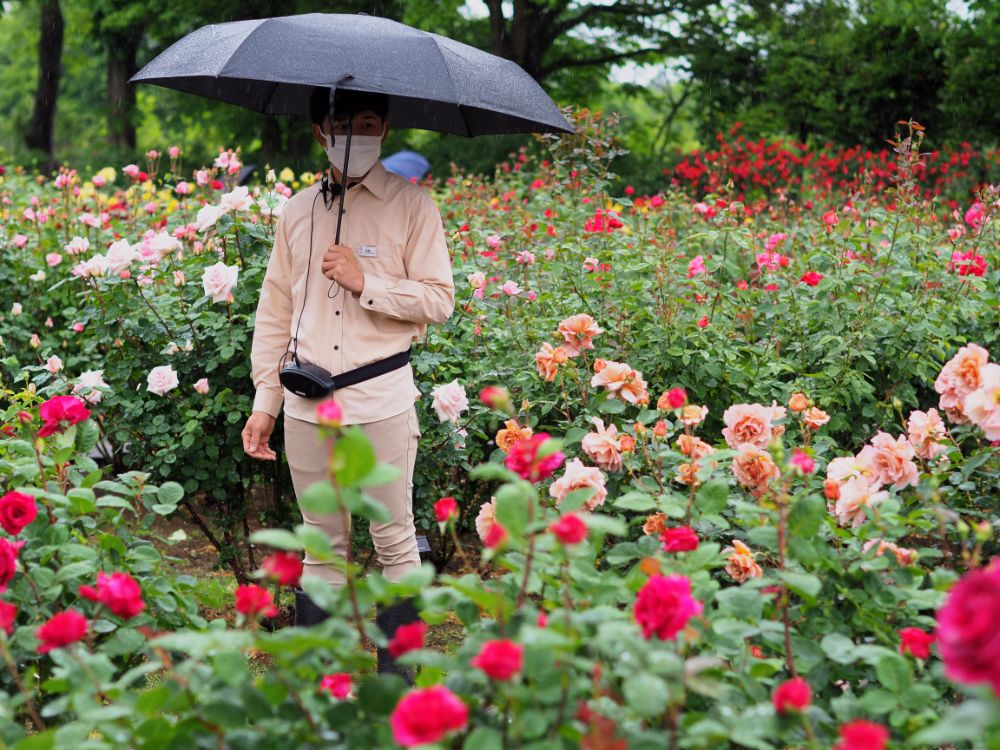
[23,0,64,167]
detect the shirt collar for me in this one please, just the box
[326,160,386,201]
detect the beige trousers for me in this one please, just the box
[283,406,422,586]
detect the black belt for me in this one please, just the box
[332,347,412,390]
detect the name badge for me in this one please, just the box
[358,245,378,258]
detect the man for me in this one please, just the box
[241,87,455,676]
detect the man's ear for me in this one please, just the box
[311,120,329,148]
[381,119,391,144]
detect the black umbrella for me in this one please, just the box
[131,12,573,247]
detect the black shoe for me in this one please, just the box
[294,588,330,627]
[376,598,420,685]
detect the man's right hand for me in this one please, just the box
[242,411,277,461]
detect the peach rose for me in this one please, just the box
[495,419,533,453]
[535,342,568,382]
[935,343,990,422]
[721,403,774,449]
[679,404,709,426]
[475,499,497,542]
[590,361,649,405]
[963,363,1000,441]
[676,434,715,460]
[557,314,603,356]
[643,513,667,536]
[789,393,809,412]
[723,540,763,582]
[834,476,889,528]
[548,458,607,511]
[906,408,948,460]
[581,417,624,471]
[675,462,701,487]
[862,539,918,567]
[802,407,830,430]
[868,432,919,489]
[826,447,878,486]
[731,443,780,495]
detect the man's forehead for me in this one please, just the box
[331,109,383,120]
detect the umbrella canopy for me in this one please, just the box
[381,150,431,181]
[130,13,573,137]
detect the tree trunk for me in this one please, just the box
[107,36,140,151]
[24,0,65,166]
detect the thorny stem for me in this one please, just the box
[0,637,46,731]
[325,435,366,644]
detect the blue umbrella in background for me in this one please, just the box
[381,150,431,181]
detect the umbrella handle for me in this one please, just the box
[328,117,352,299]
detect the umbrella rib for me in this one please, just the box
[428,35,467,136]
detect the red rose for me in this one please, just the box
[37,395,90,438]
[549,513,588,545]
[0,600,16,636]
[434,496,459,523]
[471,639,524,681]
[661,526,699,553]
[319,673,352,700]
[634,574,703,641]
[0,491,38,536]
[261,552,303,587]
[800,271,824,286]
[36,609,88,654]
[235,584,278,619]
[388,620,427,657]
[504,433,565,483]
[0,538,24,593]
[772,676,811,714]
[935,564,1000,694]
[834,720,889,750]
[899,627,935,660]
[484,521,508,549]
[390,685,468,747]
[78,572,145,619]
[478,385,510,410]
[665,387,687,409]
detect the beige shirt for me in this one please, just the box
[250,160,455,425]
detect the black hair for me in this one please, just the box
[308,86,390,127]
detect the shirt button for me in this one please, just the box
[335,310,340,316]
[367,299,374,305]
[334,345,339,351]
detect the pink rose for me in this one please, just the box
[45,253,62,267]
[146,365,179,396]
[581,417,624,471]
[201,261,239,302]
[501,280,521,296]
[193,378,210,395]
[834,476,889,528]
[430,380,468,424]
[45,355,63,374]
[475,499,496,542]
[906,408,948,460]
[549,458,607,511]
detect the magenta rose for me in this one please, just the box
[78,571,145,620]
[935,562,1000,695]
[390,685,468,747]
[634,574,703,641]
[0,491,38,536]
[0,538,24,593]
[36,395,90,438]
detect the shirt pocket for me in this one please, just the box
[356,238,406,280]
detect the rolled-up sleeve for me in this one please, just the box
[250,216,293,418]
[359,192,455,325]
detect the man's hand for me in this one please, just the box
[242,411,277,461]
[321,244,365,294]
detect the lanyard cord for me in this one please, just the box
[288,188,324,365]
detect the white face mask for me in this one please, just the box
[322,126,385,178]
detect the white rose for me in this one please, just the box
[201,261,239,303]
[104,239,138,274]
[11,303,22,316]
[256,192,289,217]
[430,379,469,424]
[220,186,254,212]
[73,369,109,404]
[194,203,230,232]
[146,365,179,396]
[45,355,63,373]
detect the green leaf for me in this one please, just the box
[157,482,184,505]
[859,688,897,714]
[695,479,729,515]
[356,463,401,488]
[821,632,858,664]
[788,494,825,538]
[909,699,997,745]
[622,672,670,717]
[343,489,391,523]
[778,571,821,602]
[613,491,657,512]
[469,463,520,483]
[300,480,341,515]
[494,483,532,540]
[332,427,376,486]
[249,529,303,551]
[462,728,503,750]
[876,653,912,693]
